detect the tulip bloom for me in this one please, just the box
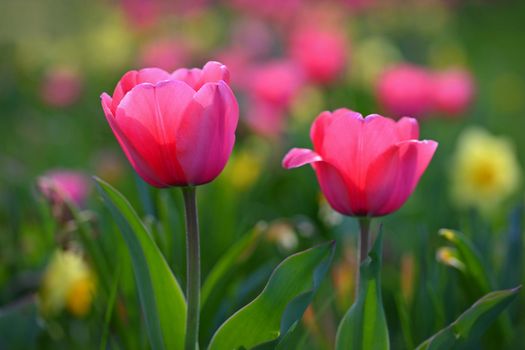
[432,68,475,116]
[40,67,83,108]
[101,61,239,187]
[282,109,438,217]
[376,64,433,118]
[38,170,90,207]
[249,60,304,108]
[289,26,348,84]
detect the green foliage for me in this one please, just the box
[336,231,389,350]
[208,241,335,350]
[416,287,521,350]
[95,178,186,350]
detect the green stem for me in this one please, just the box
[182,187,200,350]
[356,218,371,296]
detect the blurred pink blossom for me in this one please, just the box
[226,0,301,22]
[40,67,83,108]
[376,64,433,118]
[120,0,209,28]
[216,47,254,90]
[248,60,304,108]
[230,19,274,58]
[431,68,475,116]
[139,39,191,72]
[38,170,90,207]
[244,99,286,137]
[289,26,348,84]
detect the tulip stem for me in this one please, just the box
[356,218,371,296]
[182,187,200,350]
[358,218,371,263]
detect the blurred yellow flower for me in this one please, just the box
[222,149,263,191]
[39,250,96,318]
[450,127,521,212]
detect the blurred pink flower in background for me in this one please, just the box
[40,67,83,108]
[120,0,160,28]
[283,109,437,216]
[227,0,301,22]
[38,170,90,207]
[120,0,209,28]
[216,47,254,90]
[431,68,475,116]
[248,60,304,108]
[241,61,304,137]
[245,99,286,137]
[340,0,375,11]
[376,64,433,118]
[101,62,239,187]
[139,39,191,72]
[289,25,348,84]
[230,19,274,58]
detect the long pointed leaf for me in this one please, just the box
[95,177,186,350]
[336,230,389,350]
[208,241,335,350]
[416,286,521,350]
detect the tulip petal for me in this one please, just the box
[312,161,356,216]
[115,80,197,185]
[171,68,202,90]
[103,102,168,187]
[101,93,114,119]
[116,80,195,143]
[282,148,322,169]
[396,117,419,140]
[366,140,438,216]
[171,61,230,91]
[201,61,230,85]
[311,110,401,191]
[111,68,171,112]
[175,81,239,185]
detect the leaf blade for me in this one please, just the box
[95,177,186,350]
[416,286,521,350]
[208,241,335,350]
[336,230,389,350]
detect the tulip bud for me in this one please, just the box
[101,61,239,187]
[283,109,437,217]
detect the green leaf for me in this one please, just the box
[201,225,263,306]
[336,230,389,350]
[67,201,112,296]
[416,286,521,350]
[200,224,265,344]
[208,241,335,350]
[95,177,186,350]
[438,229,491,293]
[0,298,40,349]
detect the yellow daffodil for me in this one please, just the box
[39,250,95,318]
[450,127,521,212]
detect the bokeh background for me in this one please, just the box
[1,0,525,349]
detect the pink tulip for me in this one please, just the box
[101,61,239,187]
[139,39,190,72]
[376,64,433,118]
[227,0,301,22]
[40,67,83,108]
[248,60,304,108]
[38,170,90,207]
[244,99,286,137]
[431,68,475,116]
[120,0,209,28]
[282,109,437,216]
[289,26,348,84]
